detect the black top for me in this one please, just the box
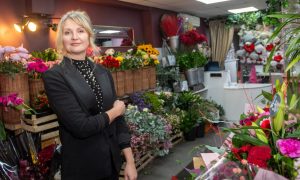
[72,59,104,111]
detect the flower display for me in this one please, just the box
[0,93,31,113]
[0,45,30,75]
[99,55,120,69]
[136,44,160,66]
[27,58,49,79]
[125,105,172,157]
[179,29,207,46]
[33,91,50,111]
[218,81,300,179]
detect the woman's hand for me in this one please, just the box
[106,100,125,124]
[124,162,137,180]
[113,100,125,116]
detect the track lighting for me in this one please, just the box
[14,15,59,32]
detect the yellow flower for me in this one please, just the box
[154,59,160,64]
[142,54,149,60]
[150,54,157,59]
[115,56,124,62]
[143,59,149,66]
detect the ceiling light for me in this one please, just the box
[27,21,37,32]
[99,30,121,34]
[196,0,230,4]
[228,7,258,13]
[14,23,23,32]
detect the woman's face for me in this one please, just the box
[62,19,89,59]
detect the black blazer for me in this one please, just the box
[42,57,131,180]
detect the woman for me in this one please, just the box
[43,10,137,180]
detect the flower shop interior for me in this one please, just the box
[1,0,300,179]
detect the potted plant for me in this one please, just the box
[0,45,30,103]
[176,50,208,86]
[176,91,202,140]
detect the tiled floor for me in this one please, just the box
[138,131,227,180]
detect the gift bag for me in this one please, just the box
[162,39,176,67]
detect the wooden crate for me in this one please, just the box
[170,131,184,146]
[22,114,60,149]
[119,152,155,179]
[21,114,58,133]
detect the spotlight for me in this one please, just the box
[27,21,37,32]
[14,23,23,32]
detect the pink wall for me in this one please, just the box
[0,0,208,52]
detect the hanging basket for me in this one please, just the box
[149,66,157,89]
[116,70,125,97]
[29,79,45,108]
[0,73,29,104]
[1,107,21,124]
[124,70,133,95]
[142,67,150,90]
[133,69,142,92]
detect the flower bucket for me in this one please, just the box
[185,68,198,86]
[0,73,29,104]
[168,35,179,52]
[142,67,150,90]
[149,66,156,89]
[111,71,118,95]
[116,70,125,97]
[133,69,142,92]
[124,70,133,95]
[1,107,21,124]
[29,79,45,108]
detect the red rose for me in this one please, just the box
[260,119,271,129]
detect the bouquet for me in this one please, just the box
[0,45,30,75]
[222,80,300,179]
[136,44,160,66]
[179,30,207,46]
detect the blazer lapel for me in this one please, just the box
[61,57,98,113]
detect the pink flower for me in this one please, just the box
[277,139,300,158]
[27,62,37,71]
[35,62,48,73]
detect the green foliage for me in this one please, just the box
[143,92,164,113]
[31,48,58,61]
[176,50,207,71]
[0,61,25,75]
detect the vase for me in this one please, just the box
[29,79,45,109]
[149,66,157,89]
[116,70,125,97]
[133,69,142,92]
[0,73,29,104]
[185,68,198,86]
[1,107,21,124]
[124,70,133,95]
[141,67,150,90]
[168,35,179,52]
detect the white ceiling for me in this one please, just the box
[119,0,267,18]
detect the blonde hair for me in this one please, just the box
[56,10,97,55]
